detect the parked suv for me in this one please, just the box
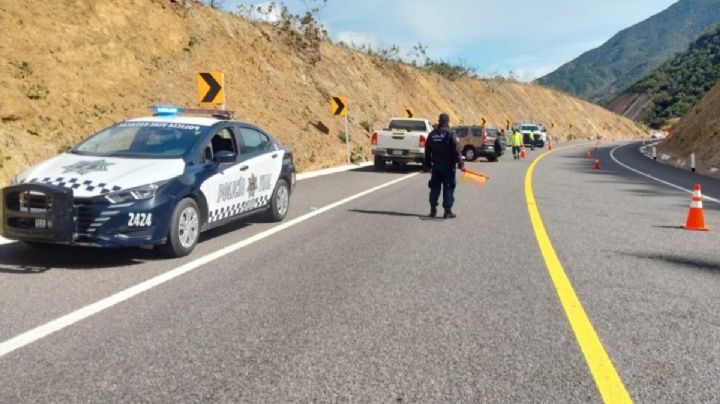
[452,126,506,162]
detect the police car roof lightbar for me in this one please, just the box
[150,105,235,120]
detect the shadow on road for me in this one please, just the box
[0,242,160,273]
[351,164,425,174]
[623,251,720,273]
[348,209,448,221]
[348,208,424,218]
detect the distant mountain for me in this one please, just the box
[536,0,720,103]
[607,24,720,128]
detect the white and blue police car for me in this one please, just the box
[0,106,296,257]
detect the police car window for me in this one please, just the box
[73,121,205,158]
[472,129,483,137]
[237,128,270,154]
[210,128,238,155]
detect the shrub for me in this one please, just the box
[350,146,365,163]
[24,83,48,100]
[10,60,32,79]
[359,120,372,132]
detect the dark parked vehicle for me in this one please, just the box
[452,126,506,162]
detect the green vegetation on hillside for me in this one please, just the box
[536,0,720,103]
[628,24,720,128]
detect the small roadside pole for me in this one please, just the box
[691,152,696,172]
[652,146,657,160]
[330,96,349,163]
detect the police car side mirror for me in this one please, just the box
[213,150,236,164]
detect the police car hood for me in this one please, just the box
[17,153,185,198]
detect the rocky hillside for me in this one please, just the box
[0,0,644,186]
[537,0,720,104]
[608,23,720,128]
[658,80,720,177]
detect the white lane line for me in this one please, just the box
[0,173,418,358]
[297,163,373,181]
[610,144,720,204]
[0,163,371,246]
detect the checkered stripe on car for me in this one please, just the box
[24,177,122,194]
[208,195,271,223]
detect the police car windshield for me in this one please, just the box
[521,125,539,132]
[73,121,207,158]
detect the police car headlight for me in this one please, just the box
[105,183,164,204]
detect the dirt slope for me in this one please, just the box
[607,92,652,121]
[658,81,720,177]
[0,0,644,186]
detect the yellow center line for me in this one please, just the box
[525,146,632,403]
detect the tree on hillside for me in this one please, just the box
[204,0,225,9]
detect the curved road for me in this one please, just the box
[0,142,718,402]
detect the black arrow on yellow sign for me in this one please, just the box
[405,108,414,118]
[331,96,347,116]
[199,72,222,103]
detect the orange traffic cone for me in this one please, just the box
[548,142,553,151]
[683,184,709,231]
[520,147,526,159]
[585,151,592,159]
[593,159,600,169]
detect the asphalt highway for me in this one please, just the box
[1,142,719,403]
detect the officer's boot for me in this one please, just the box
[443,209,456,219]
[429,206,437,218]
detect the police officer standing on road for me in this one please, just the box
[424,113,464,219]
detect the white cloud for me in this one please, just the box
[334,31,384,50]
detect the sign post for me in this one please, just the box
[330,96,349,163]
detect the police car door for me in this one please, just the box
[199,126,249,225]
[235,125,283,212]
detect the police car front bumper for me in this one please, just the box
[1,183,174,248]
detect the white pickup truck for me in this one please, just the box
[370,118,434,170]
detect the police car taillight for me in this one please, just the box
[419,135,426,147]
[482,130,488,145]
[371,132,378,145]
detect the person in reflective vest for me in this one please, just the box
[509,129,524,160]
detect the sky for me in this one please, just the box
[225,0,679,81]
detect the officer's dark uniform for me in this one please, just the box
[424,113,464,218]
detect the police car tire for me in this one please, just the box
[161,198,200,258]
[264,178,290,222]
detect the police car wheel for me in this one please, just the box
[161,198,200,258]
[264,178,290,222]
